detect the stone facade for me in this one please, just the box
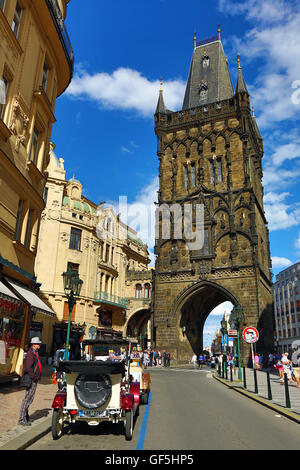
[34,146,151,354]
[153,36,274,364]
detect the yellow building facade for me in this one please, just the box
[35,146,152,358]
[0,0,73,378]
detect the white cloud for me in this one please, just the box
[67,67,185,117]
[271,256,293,268]
[264,192,300,231]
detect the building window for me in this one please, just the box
[12,2,22,39]
[63,301,76,322]
[43,187,48,205]
[111,247,114,265]
[217,157,223,182]
[24,208,33,248]
[69,227,82,251]
[135,284,142,299]
[29,127,40,165]
[0,75,9,120]
[200,228,210,256]
[14,199,23,241]
[41,61,49,91]
[105,244,110,263]
[144,283,151,299]
[0,0,6,12]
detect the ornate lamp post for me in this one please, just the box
[221,317,227,377]
[62,267,83,360]
[230,304,243,380]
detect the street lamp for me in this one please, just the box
[230,304,243,381]
[62,268,83,360]
[220,317,227,377]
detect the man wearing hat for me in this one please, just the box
[18,337,42,426]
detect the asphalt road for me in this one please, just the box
[27,367,300,451]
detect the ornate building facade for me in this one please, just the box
[34,145,152,356]
[0,0,73,377]
[153,32,274,363]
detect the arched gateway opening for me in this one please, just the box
[125,309,151,350]
[175,281,238,359]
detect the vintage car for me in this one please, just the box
[130,358,150,404]
[51,335,140,441]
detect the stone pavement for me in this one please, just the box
[214,366,300,423]
[0,363,58,450]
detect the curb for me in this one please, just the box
[0,416,52,451]
[213,373,300,424]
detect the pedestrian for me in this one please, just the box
[149,349,153,367]
[192,353,197,369]
[163,350,168,367]
[274,356,284,382]
[282,352,293,383]
[254,353,260,370]
[18,337,42,426]
[268,352,275,368]
[167,352,171,367]
[258,354,263,370]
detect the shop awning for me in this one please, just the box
[4,278,55,317]
[0,281,21,302]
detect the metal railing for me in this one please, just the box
[94,291,128,309]
[46,0,74,76]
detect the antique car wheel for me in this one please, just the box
[52,408,64,440]
[124,410,133,441]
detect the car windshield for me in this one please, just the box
[82,342,128,361]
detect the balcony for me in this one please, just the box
[46,0,74,77]
[94,291,128,310]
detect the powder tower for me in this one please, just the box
[153,31,274,363]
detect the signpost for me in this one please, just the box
[242,327,259,392]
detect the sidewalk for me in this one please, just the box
[214,366,300,423]
[0,364,58,450]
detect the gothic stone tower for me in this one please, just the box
[153,33,274,364]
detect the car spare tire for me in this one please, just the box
[74,374,112,409]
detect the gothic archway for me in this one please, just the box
[125,308,151,349]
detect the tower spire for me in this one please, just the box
[194,30,197,49]
[155,78,166,114]
[218,24,221,41]
[235,53,248,94]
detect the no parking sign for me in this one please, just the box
[242,327,259,344]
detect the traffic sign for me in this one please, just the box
[228,329,237,336]
[242,327,259,344]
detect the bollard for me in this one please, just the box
[284,373,291,408]
[243,366,246,389]
[225,362,228,380]
[266,371,272,400]
[253,367,258,393]
[230,364,233,382]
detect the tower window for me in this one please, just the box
[210,161,215,184]
[184,166,189,189]
[191,163,196,187]
[217,157,223,182]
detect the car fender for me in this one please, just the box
[130,381,140,411]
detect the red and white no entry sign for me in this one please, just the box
[242,327,259,344]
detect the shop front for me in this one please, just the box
[0,281,26,379]
[0,277,56,381]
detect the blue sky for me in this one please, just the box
[52,0,300,347]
